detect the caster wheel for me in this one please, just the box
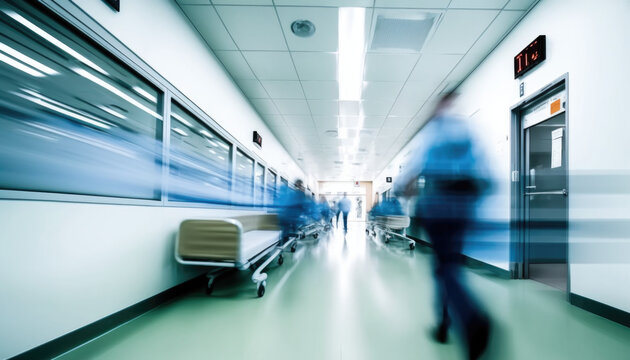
[384,238,390,244]
[365,229,369,234]
[206,281,214,295]
[278,255,284,265]
[409,243,416,250]
[257,281,266,298]
[313,233,319,239]
[290,244,297,253]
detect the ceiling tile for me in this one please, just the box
[236,79,268,98]
[292,52,337,80]
[449,0,509,9]
[424,10,499,54]
[283,115,314,126]
[181,5,236,50]
[374,0,450,8]
[504,0,538,10]
[362,81,404,103]
[212,0,272,4]
[409,53,462,84]
[389,98,423,117]
[275,99,311,114]
[361,100,393,116]
[384,116,411,128]
[276,7,338,52]
[364,53,420,81]
[309,100,339,116]
[242,51,298,80]
[301,81,339,99]
[274,0,372,5]
[250,98,280,114]
[261,80,305,99]
[363,116,385,128]
[177,0,211,4]
[313,115,339,129]
[215,6,287,50]
[214,51,257,79]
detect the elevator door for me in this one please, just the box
[524,110,568,291]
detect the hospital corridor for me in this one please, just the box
[1,0,629,359]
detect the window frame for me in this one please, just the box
[0,0,283,209]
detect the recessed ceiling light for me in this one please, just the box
[291,19,316,38]
[325,129,338,137]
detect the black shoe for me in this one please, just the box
[433,323,449,344]
[467,316,490,360]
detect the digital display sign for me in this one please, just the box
[253,131,262,148]
[514,35,546,79]
[386,177,392,183]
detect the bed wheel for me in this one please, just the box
[257,281,266,298]
[409,243,416,250]
[365,229,369,235]
[206,280,215,295]
[313,233,319,239]
[290,243,297,253]
[278,255,284,265]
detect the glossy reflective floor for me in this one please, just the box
[58,222,630,360]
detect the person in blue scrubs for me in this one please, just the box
[338,193,351,232]
[395,91,492,360]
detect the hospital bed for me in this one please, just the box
[367,215,415,250]
[175,214,295,298]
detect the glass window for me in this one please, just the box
[265,170,277,205]
[254,163,264,206]
[0,1,163,199]
[168,101,231,204]
[234,149,254,205]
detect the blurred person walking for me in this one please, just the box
[338,193,351,232]
[394,91,492,360]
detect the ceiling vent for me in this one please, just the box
[369,11,440,52]
[334,160,344,165]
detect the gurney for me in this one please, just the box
[175,214,295,298]
[367,214,415,250]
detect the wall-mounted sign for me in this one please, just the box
[102,0,120,12]
[253,131,262,148]
[386,177,392,183]
[514,35,546,79]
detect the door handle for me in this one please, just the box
[525,189,567,196]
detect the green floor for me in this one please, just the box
[58,223,630,360]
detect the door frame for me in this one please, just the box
[509,73,570,295]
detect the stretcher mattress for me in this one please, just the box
[374,215,410,229]
[178,215,281,264]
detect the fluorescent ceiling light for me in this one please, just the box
[338,7,366,101]
[218,156,225,161]
[98,105,126,119]
[14,92,110,129]
[0,41,57,75]
[208,149,217,154]
[0,52,44,77]
[4,10,109,76]
[172,127,187,136]
[73,67,162,119]
[133,86,157,103]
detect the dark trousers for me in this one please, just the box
[335,210,341,227]
[342,211,349,231]
[424,218,489,357]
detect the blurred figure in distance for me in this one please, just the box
[338,192,351,232]
[394,91,492,360]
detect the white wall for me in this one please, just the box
[378,0,630,312]
[70,0,307,183]
[0,201,263,358]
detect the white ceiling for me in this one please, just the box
[176,0,538,181]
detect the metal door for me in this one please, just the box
[519,84,568,291]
